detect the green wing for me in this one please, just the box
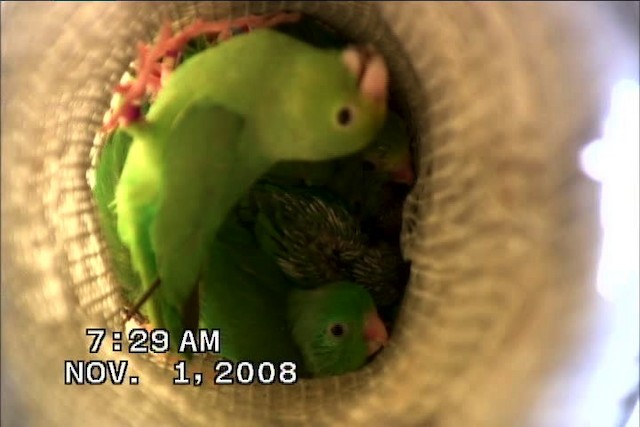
[200,214,303,365]
[151,101,246,347]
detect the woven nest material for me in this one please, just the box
[0,2,635,426]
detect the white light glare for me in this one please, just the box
[579,78,639,427]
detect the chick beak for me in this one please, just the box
[342,46,389,106]
[390,156,415,185]
[364,311,389,356]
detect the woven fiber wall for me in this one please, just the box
[1,2,634,426]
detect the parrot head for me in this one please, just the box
[260,37,389,162]
[288,281,389,377]
[361,112,415,185]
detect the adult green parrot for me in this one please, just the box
[242,183,409,307]
[201,215,389,378]
[114,29,389,347]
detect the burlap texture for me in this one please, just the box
[1,2,635,426]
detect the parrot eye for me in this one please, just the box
[329,323,347,338]
[336,106,355,127]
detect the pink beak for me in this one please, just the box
[391,167,415,185]
[390,157,415,185]
[364,311,389,356]
[342,46,389,106]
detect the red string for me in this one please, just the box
[103,12,301,132]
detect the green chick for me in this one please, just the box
[200,215,389,378]
[243,182,408,307]
[114,29,389,347]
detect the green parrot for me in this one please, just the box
[114,29,389,347]
[200,215,389,378]
[241,182,409,307]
